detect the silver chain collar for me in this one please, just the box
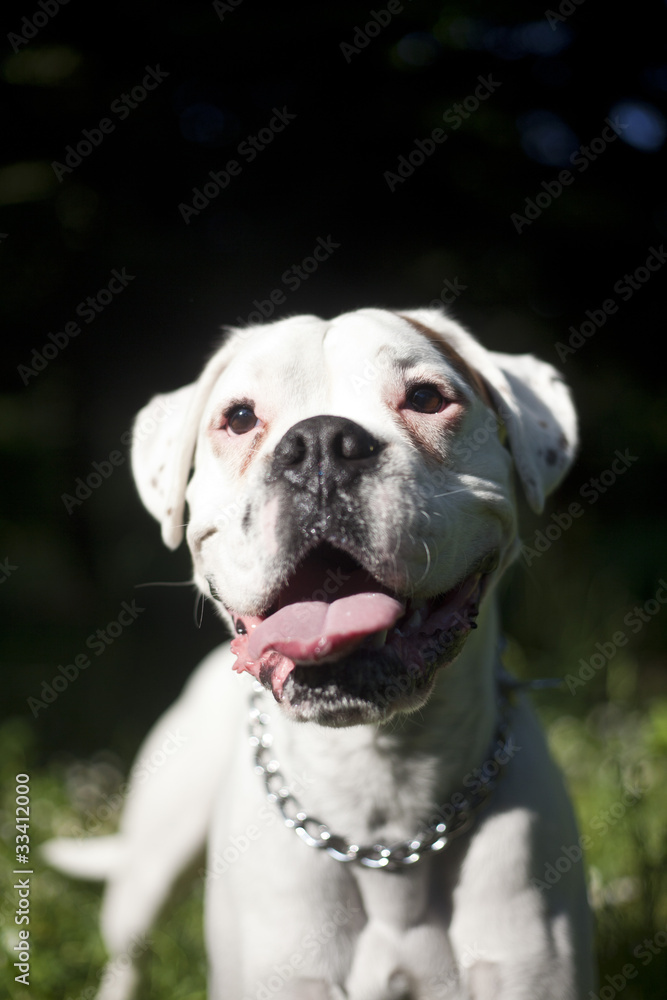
[248,668,523,872]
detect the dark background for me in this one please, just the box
[2,0,665,749]
[2,0,665,752]
[2,1,667,994]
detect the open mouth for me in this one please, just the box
[227,543,496,717]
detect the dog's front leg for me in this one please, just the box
[344,921,463,1000]
[343,864,462,1000]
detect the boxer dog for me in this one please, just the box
[44,308,594,999]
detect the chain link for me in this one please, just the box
[249,676,515,872]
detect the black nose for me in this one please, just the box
[271,415,385,497]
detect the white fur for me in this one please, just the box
[43,308,593,999]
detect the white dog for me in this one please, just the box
[44,308,594,999]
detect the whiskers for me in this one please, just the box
[431,487,469,499]
[414,539,432,589]
[194,590,205,628]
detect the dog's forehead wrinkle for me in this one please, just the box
[397,315,493,405]
[325,316,465,381]
[382,351,474,408]
[376,340,466,379]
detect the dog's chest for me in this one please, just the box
[208,706,474,997]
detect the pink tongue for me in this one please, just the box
[247,593,405,664]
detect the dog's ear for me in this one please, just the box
[400,308,578,513]
[131,334,239,549]
[481,349,578,514]
[131,382,199,549]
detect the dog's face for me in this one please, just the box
[132,308,577,726]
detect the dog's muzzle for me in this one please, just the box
[221,414,496,725]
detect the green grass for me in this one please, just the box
[1,717,207,1000]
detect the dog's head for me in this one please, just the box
[131,308,577,726]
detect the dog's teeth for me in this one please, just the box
[369,629,388,648]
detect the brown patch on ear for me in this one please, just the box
[399,315,493,408]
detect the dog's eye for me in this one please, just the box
[406,384,444,414]
[227,405,258,434]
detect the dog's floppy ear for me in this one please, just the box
[400,308,578,513]
[481,349,578,513]
[131,382,198,549]
[131,335,238,549]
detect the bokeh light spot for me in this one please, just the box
[609,100,667,152]
[0,162,58,205]
[394,32,440,68]
[179,102,238,146]
[3,45,82,86]
[516,110,579,166]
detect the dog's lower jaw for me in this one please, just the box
[278,624,471,727]
[227,562,493,725]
